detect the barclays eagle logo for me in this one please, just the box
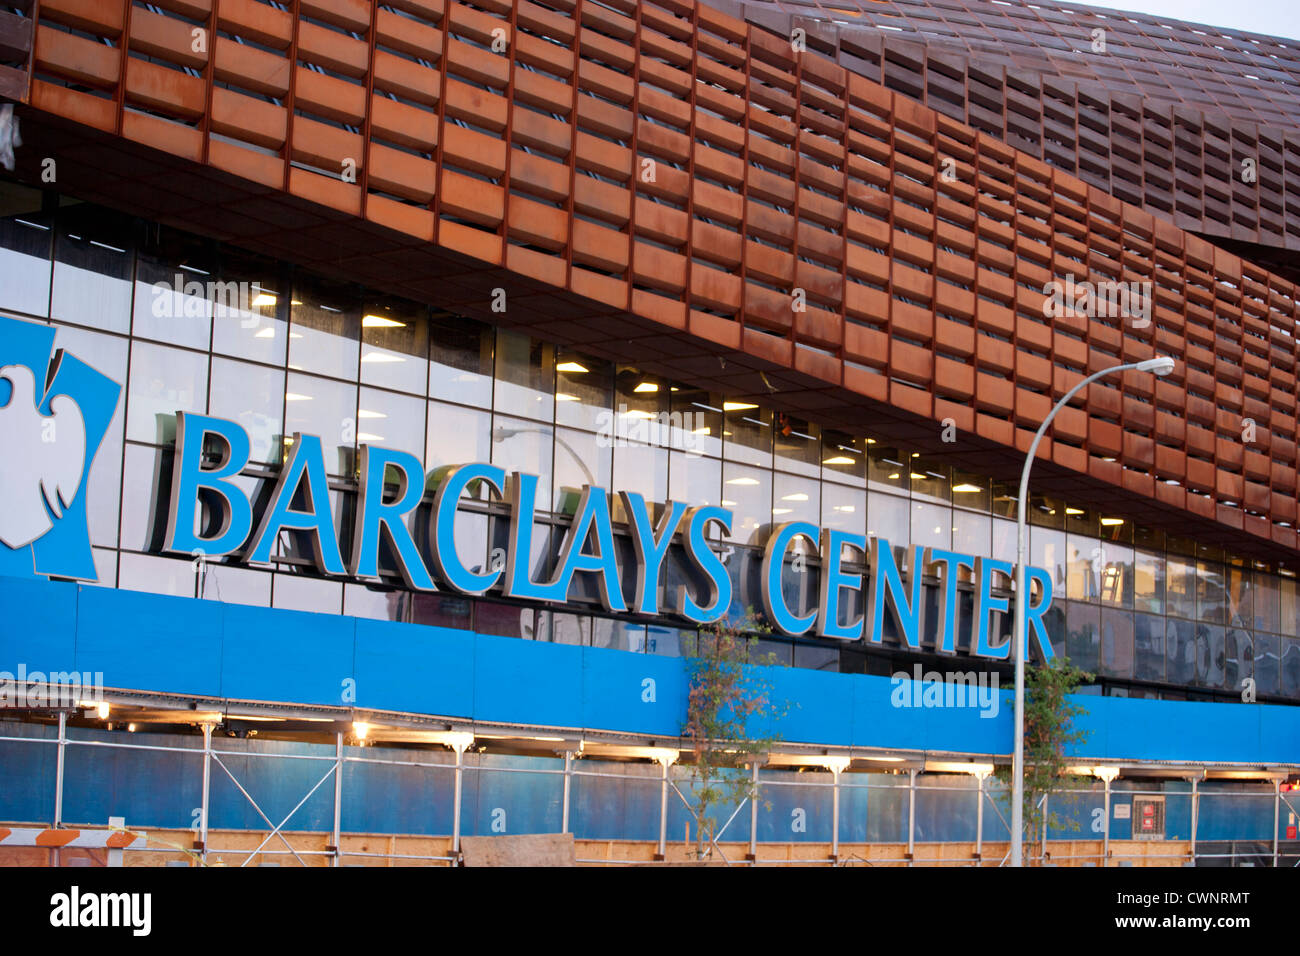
[0,314,121,581]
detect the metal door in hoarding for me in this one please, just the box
[1133,795,1165,840]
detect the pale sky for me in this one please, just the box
[1062,0,1300,43]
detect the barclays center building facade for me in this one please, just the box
[0,0,1299,865]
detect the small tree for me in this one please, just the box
[681,607,785,860]
[995,655,1093,863]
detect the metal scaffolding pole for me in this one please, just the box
[200,723,212,864]
[907,769,917,867]
[561,751,572,834]
[1190,777,1199,867]
[1102,776,1112,867]
[830,767,842,862]
[657,758,670,861]
[1273,779,1281,868]
[54,711,66,868]
[331,732,343,867]
[975,770,987,863]
[749,761,759,864]
[452,745,465,858]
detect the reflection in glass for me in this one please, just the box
[0,184,52,317]
[555,352,612,431]
[555,427,613,514]
[492,415,553,506]
[1133,613,1164,681]
[494,330,554,421]
[357,386,424,455]
[133,255,213,351]
[1166,619,1196,685]
[1134,549,1165,614]
[671,386,723,458]
[1066,602,1100,672]
[1099,543,1134,608]
[209,357,284,465]
[722,402,771,468]
[909,457,949,504]
[1066,533,1100,602]
[430,313,493,406]
[289,278,361,379]
[273,572,343,614]
[284,372,358,475]
[360,301,428,395]
[1030,526,1066,593]
[126,341,209,445]
[1099,608,1134,678]
[951,470,990,511]
[52,207,133,333]
[425,402,491,480]
[911,500,950,551]
[118,551,194,598]
[1196,560,1228,625]
[722,462,770,545]
[868,492,909,546]
[868,445,909,495]
[821,430,866,486]
[669,450,721,509]
[821,481,864,534]
[773,412,819,477]
[773,473,819,525]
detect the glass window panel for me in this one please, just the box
[592,618,646,652]
[1166,619,1197,685]
[273,573,342,614]
[210,253,285,365]
[411,592,475,630]
[821,482,865,533]
[1195,623,1226,689]
[288,278,361,379]
[126,341,209,446]
[1282,572,1300,635]
[1031,526,1067,594]
[646,625,689,656]
[494,330,554,421]
[1134,549,1165,614]
[952,511,990,583]
[1196,560,1228,625]
[1224,627,1252,695]
[201,563,271,608]
[1098,514,1133,543]
[491,415,553,507]
[794,643,839,671]
[555,427,613,514]
[344,583,412,622]
[52,323,127,547]
[1065,533,1101,602]
[820,430,866,487]
[1166,556,1196,619]
[119,443,171,552]
[425,402,491,480]
[209,357,285,465]
[671,386,722,458]
[284,373,357,476]
[429,314,493,407]
[548,612,588,646]
[991,480,1017,518]
[1282,638,1300,699]
[773,413,819,477]
[951,470,990,511]
[555,351,612,432]
[132,256,213,351]
[868,445,909,494]
[612,441,668,521]
[1253,632,1279,697]
[911,500,951,552]
[1134,613,1165,682]
[0,184,53,317]
[1100,543,1134,608]
[909,457,950,504]
[1064,504,1099,538]
[117,551,194,598]
[1253,569,1279,634]
[1065,602,1100,672]
[1029,493,1064,528]
[722,402,771,468]
[1099,608,1134,678]
[357,386,425,456]
[868,492,910,547]
[773,473,819,525]
[721,462,770,546]
[991,517,1016,565]
[360,301,428,395]
[51,207,134,334]
[669,450,720,509]
[1225,561,1253,630]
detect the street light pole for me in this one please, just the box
[1010,355,1175,867]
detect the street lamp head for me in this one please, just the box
[1135,356,1176,376]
